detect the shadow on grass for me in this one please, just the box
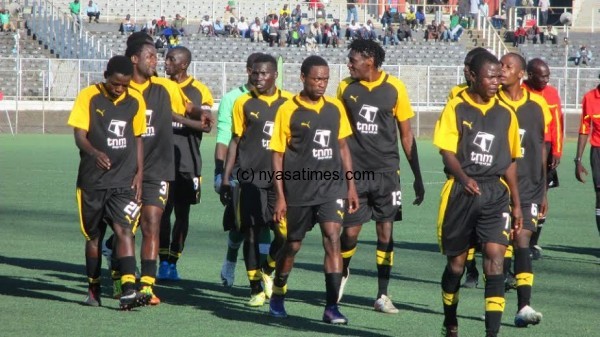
[544,244,600,260]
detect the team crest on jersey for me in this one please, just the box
[262,121,274,148]
[357,104,379,134]
[107,119,127,149]
[471,131,494,166]
[143,109,155,137]
[313,129,332,160]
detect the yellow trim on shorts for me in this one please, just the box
[466,247,476,260]
[76,188,91,241]
[504,245,513,258]
[437,178,455,253]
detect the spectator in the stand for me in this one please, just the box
[331,19,342,39]
[310,21,323,44]
[397,21,413,42]
[154,34,167,57]
[381,6,393,28]
[405,7,417,30]
[513,24,526,46]
[268,14,279,46]
[288,23,303,47]
[322,23,332,47]
[383,25,399,45]
[69,0,81,25]
[250,17,263,42]
[346,19,360,40]
[214,18,227,36]
[538,0,551,26]
[574,45,593,66]
[291,4,302,24]
[226,0,236,14]
[227,16,240,37]
[416,7,426,30]
[439,20,450,42]
[279,12,290,46]
[448,10,464,41]
[223,8,236,27]
[425,19,439,41]
[469,0,479,28]
[346,0,358,23]
[237,16,249,38]
[363,19,377,40]
[118,14,136,35]
[280,4,291,17]
[479,0,489,19]
[199,15,214,36]
[0,9,15,32]
[85,1,100,23]
[168,33,180,48]
[172,14,186,35]
[142,19,157,36]
[526,23,541,44]
[156,16,168,33]
[541,24,557,44]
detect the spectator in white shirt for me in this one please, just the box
[86,0,100,23]
[237,16,249,38]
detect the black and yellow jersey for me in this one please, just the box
[68,83,146,190]
[232,88,293,188]
[497,88,551,204]
[448,83,468,101]
[173,76,214,176]
[270,95,352,206]
[129,76,188,182]
[433,90,521,178]
[337,71,414,172]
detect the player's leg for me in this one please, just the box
[530,142,554,257]
[373,220,399,313]
[220,181,243,286]
[77,188,106,307]
[462,246,479,288]
[503,244,516,291]
[138,181,169,304]
[157,188,174,280]
[591,147,600,235]
[513,204,542,327]
[270,205,311,318]
[320,210,347,324]
[481,242,507,337]
[441,254,467,337]
[109,187,149,310]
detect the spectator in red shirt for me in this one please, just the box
[513,25,526,47]
[156,15,168,34]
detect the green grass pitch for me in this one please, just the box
[0,135,597,336]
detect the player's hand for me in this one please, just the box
[219,183,232,206]
[511,206,523,239]
[550,155,560,169]
[214,173,222,194]
[132,171,143,202]
[95,151,111,170]
[575,162,588,183]
[413,178,425,205]
[539,196,548,219]
[347,188,359,214]
[273,197,287,223]
[461,177,481,196]
[201,108,214,131]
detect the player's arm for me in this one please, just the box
[132,136,144,202]
[73,128,111,171]
[440,150,480,195]
[549,104,563,168]
[397,119,424,205]
[214,93,235,193]
[172,113,210,133]
[504,160,523,236]
[539,140,548,217]
[575,97,591,183]
[339,138,358,214]
[272,151,286,222]
[220,136,239,205]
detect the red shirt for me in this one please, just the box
[578,86,600,147]
[523,82,564,157]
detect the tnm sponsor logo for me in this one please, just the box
[107,119,127,149]
[262,121,274,148]
[313,129,332,160]
[357,104,378,134]
[471,131,494,166]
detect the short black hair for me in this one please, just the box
[470,52,499,76]
[526,58,548,74]
[105,55,133,78]
[246,52,263,69]
[348,39,385,68]
[125,32,154,57]
[464,47,489,66]
[168,46,192,64]
[252,53,277,71]
[505,52,526,71]
[301,55,328,76]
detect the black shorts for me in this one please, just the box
[142,180,169,209]
[238,182,275,230]
[170,172,201,205]
[76,187,141,241]
[591,146,600,191]
[343,171,402,226]
[437,178,511,256]
[286,199,345,241]
[521,203,539,233]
